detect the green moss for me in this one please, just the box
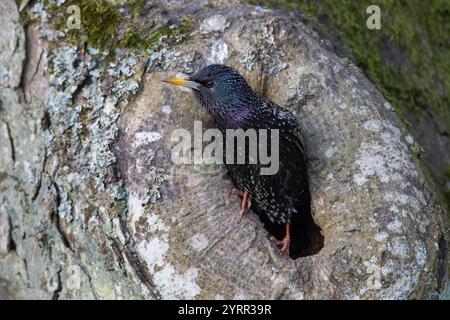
[16,0,39,27]
[131,0,146,19]
[18,11,39,26]
[411,142,423,159]
[117,25,144,49]
[40,230,55,250]
[251,0,450,132]
[40,0,192,55]
[45,0,123,50]
[78,106,91,140]
[146,17,193,50]
[445,166,450,179]
[118,17,193,51]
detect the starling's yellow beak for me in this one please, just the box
[163,76,187,86]
[163,76,200,89]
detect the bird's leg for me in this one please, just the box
[239,192,249,222]
[230,188,252,222]
[271,223,291,254]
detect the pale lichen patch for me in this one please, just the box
[338,102,347,109]
[383,101,393,111]
[200,15,230,34]
[292,291,304,300]
[353,119,417,187]
[373,231,388,242]
[350,105,370,116]
[363,120,382,132]
[208,39,229,64]
[405,135,415,145]
[387,219,403,233]
[381,259,393,276]
[190,233,209,252]
[133,131,162,148]
[353,151,386,186]
[390,238,410,259]
[414,240,427,266]
[382,271,420,299]
[153,265,201,299]
[161,105,172,114]
[139,237,169,274]
[363,257,382,291]
[127,188,202,298]
[325,146,338,158]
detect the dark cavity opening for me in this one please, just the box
[254,197,324,259]
[437,235,448,292]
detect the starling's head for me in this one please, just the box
[163,64,255,114]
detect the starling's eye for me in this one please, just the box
[203,80,215,88]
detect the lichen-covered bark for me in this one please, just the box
[0,0,448,299]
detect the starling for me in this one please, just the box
[164,64,310,255]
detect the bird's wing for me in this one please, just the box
[276,106,307,161]
[268,103,310,217]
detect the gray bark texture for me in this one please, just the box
[0,0,449,299]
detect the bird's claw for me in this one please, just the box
[270,235,291,255]
[231,188,245,197]
[231,189,252,223]
[239,208,246,223]
[238,197,250,223]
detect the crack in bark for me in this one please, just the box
[49,183,102,299]
[256,63,270,98]
[76,263,99,300]
[22,258,29,287]
[1,119,16,164]
[30,49,44,87]
[114,208,159,298]
[18,25,44,103]
[18,25,29,100]
[32,148,47,202]
[0,199,16,257]
[122,247,160,299]
[51,268,63,300]
[71,73,91,102]
[199,228,232,258]
[51,183,73,252]
[49,182,102,299]
[6,210,16,254]
[109,238,125,268]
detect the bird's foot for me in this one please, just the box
[231,189,252,208]
[231,189,252,222]
[230,188,245,197]
[270,235,291,255]
[239,207,246,222]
